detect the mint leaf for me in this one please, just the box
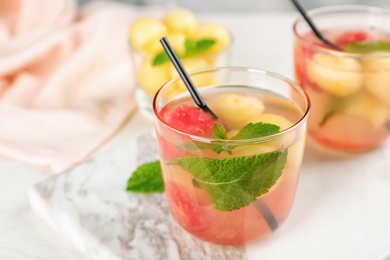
[152,51,170,66]
[126,161,164,193]
[211,124,229,154]
[196,39,216,52]
[231,122,280,140]
[184,39,198,56]
[319,110,336,127]
[319,95,352,127]
[185,38,216,57]
[345,40,390,53]
[212,141,227,154]
[152,38,216,66]
[212,124,228,139]
[171,150,288,211]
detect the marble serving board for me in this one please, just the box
[29,133,246,260]
[29,132,390,260]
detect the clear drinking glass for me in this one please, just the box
[294,5,390,152]
[153,67,310,245]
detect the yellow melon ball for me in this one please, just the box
[162,8,198,36]
[226,129,239,139]
[307,53,363,96]
[169,58,210,78]
[249,113,293,131]
[210,93,265,130]
[128,18,167,52]
[135,58,171,96]
[192,23,231,55]
[343,90,389,129]
[143,32,186,56]
[167,32,186,55]
[362,55,390,104]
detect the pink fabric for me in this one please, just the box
[0,0,151,173]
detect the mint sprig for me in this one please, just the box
[126,122,287,212]
[345,40,390,53]
[152,38,216,66]
[170,150,288,211]
[126,161,164,193]
[152,51,176,66]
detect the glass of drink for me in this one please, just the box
[294,5,390,152]
[128,8,232,119]
[153,67,310,245]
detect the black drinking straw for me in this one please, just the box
[160,37,279,232]
[160,37,217,118]
[291,0,342,50]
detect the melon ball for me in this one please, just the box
[307,53,363,96]
[210,93,265,130]
[192,23,231,55]
[362,55,390,104]
[163,8,198,36]
[128,18,167,52]
[167,58,217,97]
[135,58,171,96]
[144,32,187,56]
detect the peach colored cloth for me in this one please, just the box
[0,0,153,173]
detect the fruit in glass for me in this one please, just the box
[153,67,310,245]
[128,8,231,118]
[294,5,390,152]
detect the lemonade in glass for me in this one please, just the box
[294,5,390,152]
[153,67,310,245]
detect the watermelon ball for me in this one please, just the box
[166,182,212,232]
[164,105,224,137]
[335,30,373,49]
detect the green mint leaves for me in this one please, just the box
[184,38,216,57]
[126,121,287,212]
[172,122,286,211]
[170,150,288,211]
[345,40,390,53]
[211,122,280,154]
[126,161,164,193]
[152,38,216,66]
[152,52,172,66]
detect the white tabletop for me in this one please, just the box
[1,11,389,260]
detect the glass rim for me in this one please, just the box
[152,66,311,144]
[293,4,390,59]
